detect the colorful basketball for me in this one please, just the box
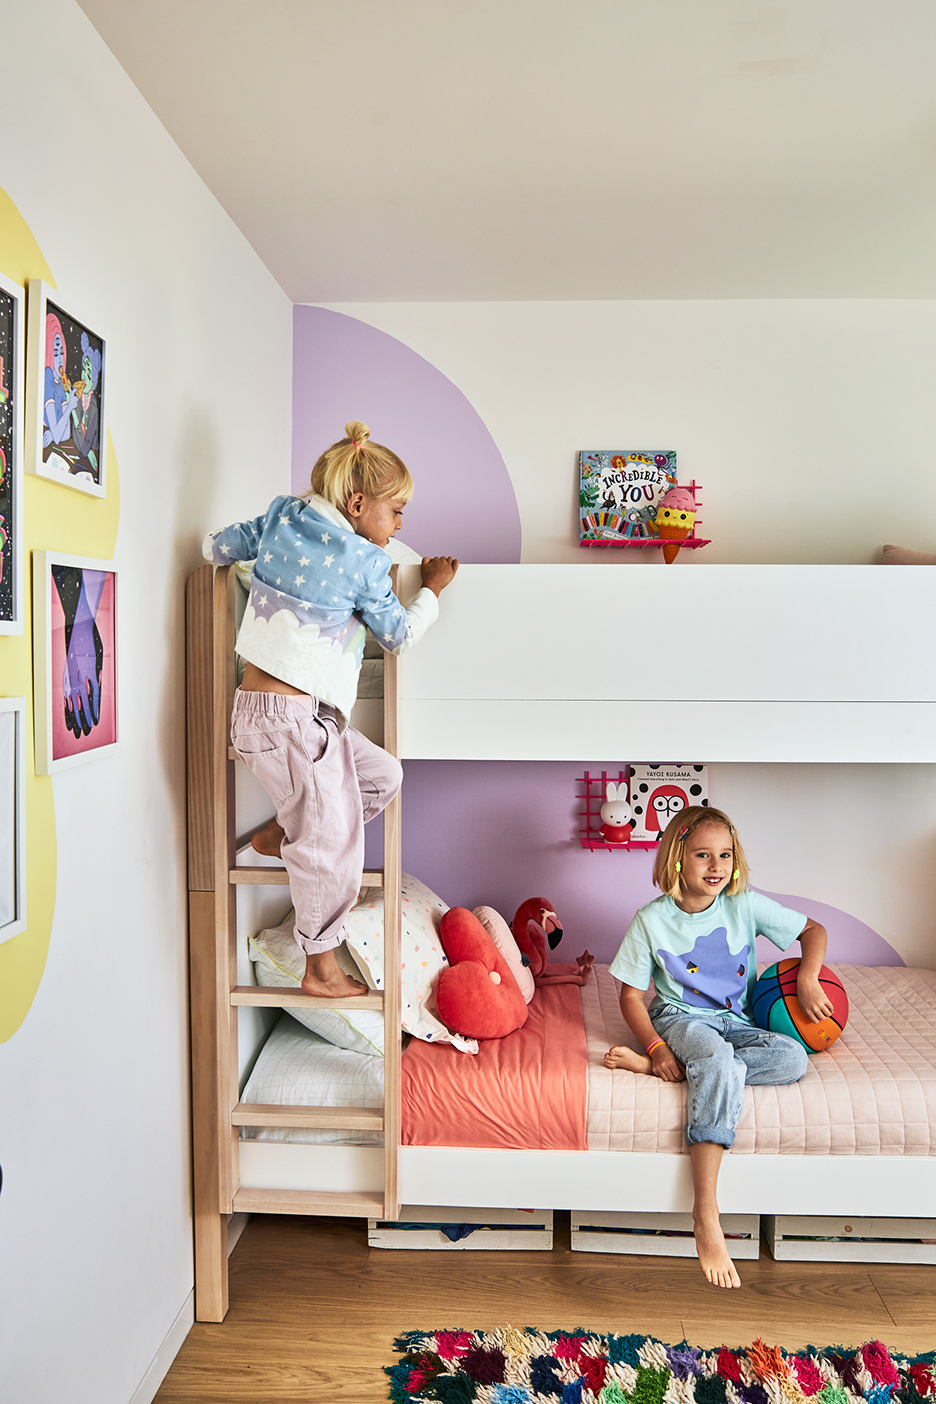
[751,959,848,1053]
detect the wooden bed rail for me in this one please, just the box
[186,562,403,1322]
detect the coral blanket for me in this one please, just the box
[401,977,588,1151]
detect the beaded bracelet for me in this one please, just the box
[646,1037,665,1057]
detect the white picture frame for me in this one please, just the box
[32,551,119,775]
[25,280,107,499]
[0,270,25,633]
[0,697,27,943]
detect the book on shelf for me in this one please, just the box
[628,764,708,842]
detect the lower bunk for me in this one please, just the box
[236,958,936,1257]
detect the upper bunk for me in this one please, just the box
[395,563,936,762]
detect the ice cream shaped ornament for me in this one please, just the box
[654,486,696,564]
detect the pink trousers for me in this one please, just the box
[230,689,403,955]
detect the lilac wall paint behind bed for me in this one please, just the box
[292,306,521,563]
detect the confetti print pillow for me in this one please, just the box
[249,873,478,1055]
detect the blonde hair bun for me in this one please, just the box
[344,421,370,449]
[306,421,413,509]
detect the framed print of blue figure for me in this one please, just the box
[32,551,118,775]
[0,697,27,943]
[0,271,25,633]
[25,281,107,499]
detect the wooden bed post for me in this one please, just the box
[382,607,402,1221]
[187,563,238,1323]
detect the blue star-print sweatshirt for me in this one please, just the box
[202,493,438,728]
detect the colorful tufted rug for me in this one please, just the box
[385,1330,936,1404]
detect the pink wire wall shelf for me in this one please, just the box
[578,769,659,852]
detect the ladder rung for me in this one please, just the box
[230,864,383,887]
[230,986,383,1010]
[233,1102,383,1130]
[232,1187,385,1217]
[230,866,289,885]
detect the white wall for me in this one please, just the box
[321,299,936,564]
[0,3,292,1401]
[320,300,936,968]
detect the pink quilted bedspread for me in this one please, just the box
[585,963,936,1155]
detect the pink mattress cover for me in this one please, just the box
[586,963,936,1155]
[401,972,588,1151]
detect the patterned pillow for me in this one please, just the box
[248,872,478,1055]
[473,905,536,1004]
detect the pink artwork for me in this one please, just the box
[48,565,117,764]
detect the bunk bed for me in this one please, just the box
[186,561,936,1321]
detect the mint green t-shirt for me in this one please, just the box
[608,890,807,1023]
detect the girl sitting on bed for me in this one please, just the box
[604,806,831,1289]
[203,420,458,999]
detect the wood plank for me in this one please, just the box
[232,1188,385,1217]
[232,1103,383,1130]
[382,601,402,1224]
[229,866,290,885]
[230,986,383,1010]
[189,890,229,1324]
[186,566,215,892]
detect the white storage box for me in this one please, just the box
[571,1210,760,1258]
[368,1205,553,1250]
[763,1215,936,1263]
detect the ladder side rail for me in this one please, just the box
[382,567,403,1220]
[186,564,229,1322]
[213,564,240,1216]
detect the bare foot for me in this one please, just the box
[300,965,368,998]
[251,818,285,858]
[693,1216,741,1288]
[604,1045,652,1074]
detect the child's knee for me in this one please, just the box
[777,1037,810,1083]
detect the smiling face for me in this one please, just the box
[676,821,735,912]
[345,491,408,548]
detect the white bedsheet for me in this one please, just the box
[240,1014,384,1144]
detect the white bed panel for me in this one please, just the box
[401,700,936,762]
[398,564,936,761]
[239,1142,384,1193]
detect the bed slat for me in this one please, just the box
[232,1187,385,1217]
[230,986,384,1010]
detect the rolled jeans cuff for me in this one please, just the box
[687,1122,735,1151]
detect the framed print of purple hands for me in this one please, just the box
[32,551,118,774]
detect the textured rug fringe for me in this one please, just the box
[386,1331,936,1404]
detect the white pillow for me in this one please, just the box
[248,872,478,1055]
[473,905,536,1004]
[248,914,386,1055]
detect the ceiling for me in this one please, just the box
[78,0,936,302]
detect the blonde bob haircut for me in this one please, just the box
[652,805,750,900]
[305,420,414,510]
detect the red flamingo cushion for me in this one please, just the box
[435,907,529,1039]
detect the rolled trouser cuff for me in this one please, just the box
[687,1122,735,1150]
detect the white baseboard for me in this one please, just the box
[128,1289,195,1404]
[126,1214,250,1402]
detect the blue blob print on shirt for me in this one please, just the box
[657,927,747,1010]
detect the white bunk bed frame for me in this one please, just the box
[187,561,936,1322]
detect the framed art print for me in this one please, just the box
[32,552,118,775]
[0,270,25,632]
[0,697,27,943]
[25,281,107,498]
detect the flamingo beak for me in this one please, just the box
[542,910,563,950]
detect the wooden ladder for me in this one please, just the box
[187,563,402,1322]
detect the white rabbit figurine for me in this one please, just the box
[599,781,634,844]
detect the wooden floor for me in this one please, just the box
[156,1214,936,1403]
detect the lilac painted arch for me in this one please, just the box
[292,306,521,563]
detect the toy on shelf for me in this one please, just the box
[578,449,710,557]
[654,486,696,564]
[578,769,656,852]
[599,781,634,844]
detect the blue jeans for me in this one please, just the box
[650,1004,809,1150]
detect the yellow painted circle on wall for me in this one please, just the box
[0,187,120,1040]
